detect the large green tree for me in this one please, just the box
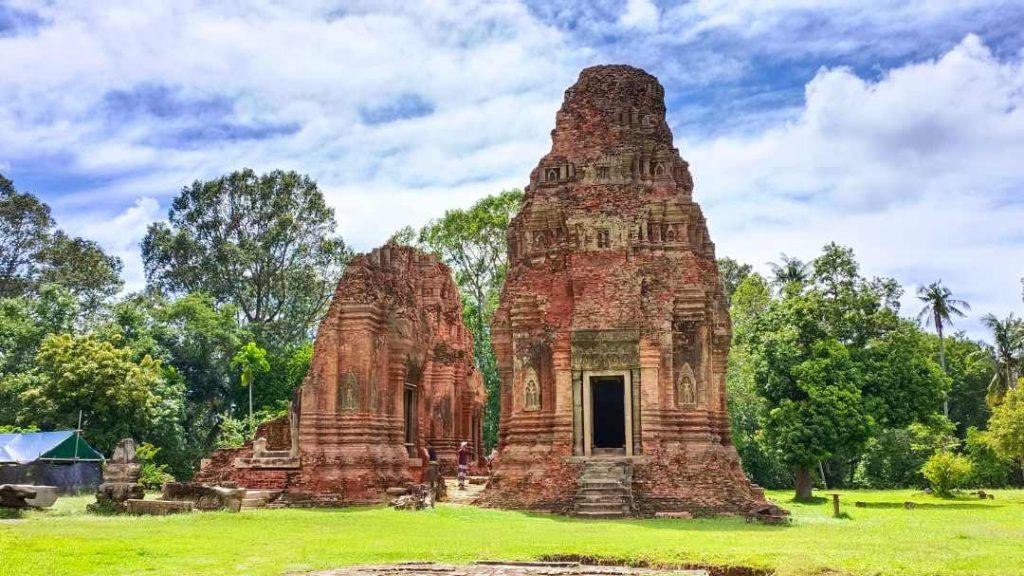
[15,332,184,454]
[142,169,351,347]
[717,257,753,304]
[417,189,522,449]
[744,244,947,499]
[102,292,249,469]
[0,174,53,298]
[0,175,122,305]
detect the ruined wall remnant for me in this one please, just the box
[479,65,773,516]
[196,244,485,504]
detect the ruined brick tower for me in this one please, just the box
[480,65,772,517]
[196,244,485,503]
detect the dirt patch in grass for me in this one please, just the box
[537,554,774,576]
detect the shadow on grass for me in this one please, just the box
[848,501,998,511]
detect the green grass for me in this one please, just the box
[1,490,1023,576]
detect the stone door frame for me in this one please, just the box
[581,369,634,457]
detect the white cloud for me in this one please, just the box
[619,0,659,31]
[59,197,163,291]
[689,35,1024,338]
[1,2,1022,343]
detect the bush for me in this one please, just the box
[856,418,955,489]
[964,427,1011,488]
[136,442,174,489]
[921,451,973,497]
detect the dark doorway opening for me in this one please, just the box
[591,376,625,450]
[404,385,417,457]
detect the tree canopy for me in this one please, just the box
[142,169,351,348]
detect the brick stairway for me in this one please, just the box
[572,458,634,518]
[240,489,281,510]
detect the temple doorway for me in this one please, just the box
[591,376,625,451]
[404,384,417,457]
[581,370,633,457]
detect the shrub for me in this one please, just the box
[964,427,1011,488]
[921,451,973,497]
[136,442,174,489]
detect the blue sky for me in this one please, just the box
[1,0,1023,339]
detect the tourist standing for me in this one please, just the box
[457,441,470,490]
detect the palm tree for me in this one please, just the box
[767,253,811,291]
[981,313,1024,405]
[916,281,970,416]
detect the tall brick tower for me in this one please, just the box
[480,65,774,517]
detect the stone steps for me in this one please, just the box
[571,459,634,519]
[240,489,281,510]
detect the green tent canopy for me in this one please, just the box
[0,431,104,464]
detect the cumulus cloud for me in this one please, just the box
[59,197,163,290]
[689,35,1024,337]
[0,2,1022,339]
[618,0,658,31]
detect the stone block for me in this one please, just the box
[126,499,193,515]
[161,482,245,512]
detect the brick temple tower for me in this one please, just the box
[479,65,774,517]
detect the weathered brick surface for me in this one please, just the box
[479,65,772,515]
[196,245,485,504]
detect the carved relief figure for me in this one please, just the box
[339,371,358,411]
[524,378,540,411]
[678,363,696,406]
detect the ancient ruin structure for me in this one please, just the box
[197,244,485,504]
[479,65,775,518]
[91,438,143,513]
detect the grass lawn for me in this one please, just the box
[1,489,1023,576]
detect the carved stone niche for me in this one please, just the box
[539,163,577,186]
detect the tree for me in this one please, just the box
[1,175,124,308]
[36,232,123,314]
[980,313,1023,405]
[103,291,249,472]
[387,225,418,246]
[0,174,53,298]
[916,280,970,416]
[418,189,522,449]
[987,385,1024,468]
[717,257,752,304]
[745,244,947,498]
[418,189,522,341]
[758,337,873,500]
[939,333,994,437]
[767,253,810,291]
[231,341,270,435]
[142,169,351,348]
[16,333,183,454]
